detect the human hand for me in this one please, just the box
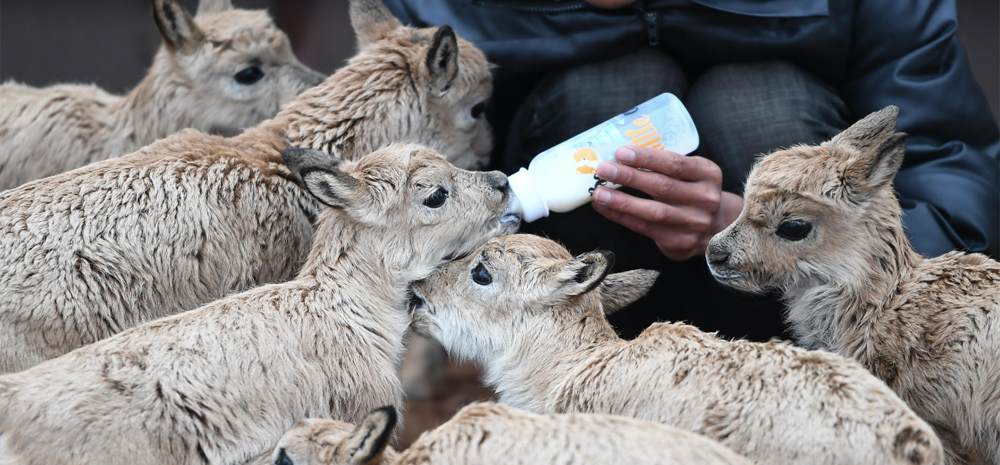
[591,146,744,261]
[585,0,638,9]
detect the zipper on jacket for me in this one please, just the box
[633,5,660,46]
[472,0,589,13]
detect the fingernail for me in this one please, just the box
[596,162,618,180]
[593,188,611,204]
[616,147,636,164]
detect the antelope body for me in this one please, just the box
[707,106,1000,464]
[411,234,945,465]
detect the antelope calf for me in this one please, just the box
[707,106,1000,464]
[410,234,945,465]
[0,145,518,465]
[266,403,753,465]
[0,0,324,190]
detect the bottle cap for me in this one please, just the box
[507,168,549,222]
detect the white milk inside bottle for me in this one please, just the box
[507,93,699,222]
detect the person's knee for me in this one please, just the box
[691,61,847,143]
[549,47,688,107]
[686,60,848,193]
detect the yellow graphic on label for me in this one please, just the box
[624,114,665,150]
[573,147,599,175]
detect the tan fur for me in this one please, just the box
[0,0,494,374]
[706,106,1000,464]
[269,403,753,465]
[411,234,945,465]
[259,409,400,465]
[0,144,518,465]
[276,4,493,169]
[0,0,324,190]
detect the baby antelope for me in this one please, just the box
[0,145,518,465]
[0,0,323,190]
[266,403,752,465]
[707,106,1000,464]
[410,234,944,465]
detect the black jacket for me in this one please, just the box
[387,0,1000,257]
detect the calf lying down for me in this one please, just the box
[265,402,753,465]
[410,234,944,465]
[707,106,1000,464]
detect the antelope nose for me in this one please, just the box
[487,172,509,192]
[707,248,730,266]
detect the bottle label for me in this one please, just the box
[623,114,665,150]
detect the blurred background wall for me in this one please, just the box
[957,0,999,122]
[0,1,354,91]
[1,0,997,122]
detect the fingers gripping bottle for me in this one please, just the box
[507,93,699,222]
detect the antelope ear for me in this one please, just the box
[825,105,899,154]
[281,148,358,209]
[339,407,397,464]
[599,270,659,316]
[825,106,907,192]
[196,0,233,16]
[553,251,615,298]
[152,0,205,54]
[350,0,402,47]
[426,26,459,96]
[844,132,907,191]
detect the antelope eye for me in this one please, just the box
[471,102,487,119]
[423,187,449,208]
[407,290,425,313]
[471,263,492,285]
[776,220,813,241]
[275,448,293,465]
[234,66,265,85]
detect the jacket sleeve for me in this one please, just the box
[842,0,999,258]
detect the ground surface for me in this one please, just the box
[397,361,494,449]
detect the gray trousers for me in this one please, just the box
[504,48,849,341]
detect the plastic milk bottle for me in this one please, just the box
[507,93,699,222]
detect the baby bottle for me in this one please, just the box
[507,93,699,222]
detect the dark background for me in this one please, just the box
[1,0,998,122]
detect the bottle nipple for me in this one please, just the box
[507,168,549,222]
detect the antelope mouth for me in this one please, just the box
[708,266,742,282]
[500,212,521,225]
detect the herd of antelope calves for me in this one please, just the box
[0,0,997,464]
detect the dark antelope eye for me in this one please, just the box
[776,220,813,241]
[234,66,265,85]
[471,263,492,285]
[423,187,449,208]
[471,102,487,119]
[407,289,425,313]
[275,448,293,465]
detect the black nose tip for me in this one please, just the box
[707,250,730,265]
